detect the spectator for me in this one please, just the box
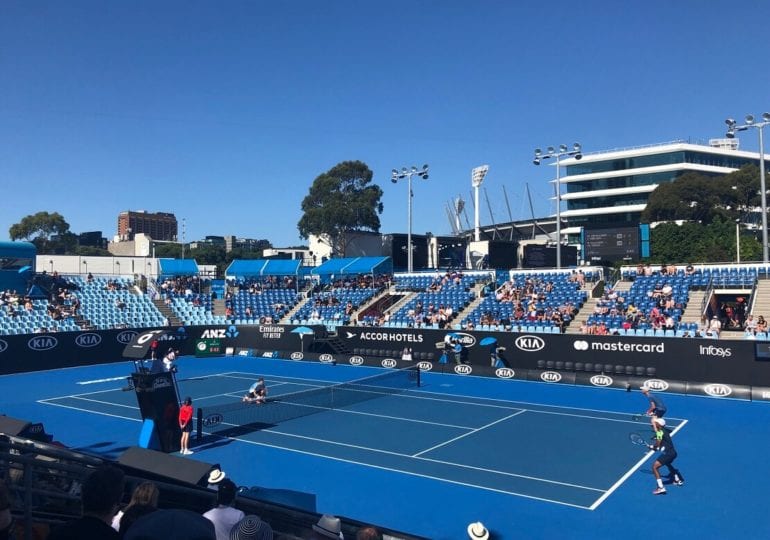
[124,509,215,540]
[203,479,245,540]
[113,481,160,531]
[311,514,343,540]
[118,504,157,538]
[356,526,382,540]
[0,479,14,540]
[467,522,489,540]
[207,468,226,490]
[49,464,125,540]
[229,514,273,540]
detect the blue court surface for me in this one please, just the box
[4,355,769,539]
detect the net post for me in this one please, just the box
[196,408,202,442]
[416,365,421,387]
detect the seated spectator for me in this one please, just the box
[203,479,244,540]
[311,515,344,540]
[112,481,160,531]
[118,504,157,538]
[124,509,215,540]
[228,515,273,540]
[49,464,125,540]
[356,526,382,540]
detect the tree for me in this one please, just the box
[642,165,763,225]
[297,161,383,257]
[8,212,78,254]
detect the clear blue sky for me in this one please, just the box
[2,1,770,248]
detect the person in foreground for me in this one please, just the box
[49,464,125,540]
[179,396,194,455]
[649,417,685,495]
[203,479,244,540]
[243,378,267,404]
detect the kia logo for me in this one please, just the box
[0,340,7,353]
[290,352,304,360]
[75,333,102,348]
[28,336,58,351]
[381,359,397,368]
[454,364,472,375]
[417,361,433,372]
[349,356,364,365]
[28,424,43,434]
[643,378,669,391]
[515,335,545,352]
[540,371,562,383]
[573,340,589,351]
[203,414,223,427]
[319,354,335,363]
[116,330,138,344]
[590,375,613,387]
[704,383,732,397]
[495,368,515,379]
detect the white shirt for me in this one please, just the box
[203,505,246,540]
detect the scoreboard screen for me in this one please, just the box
[584,227,639,261]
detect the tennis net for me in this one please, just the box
[196,365,420,439]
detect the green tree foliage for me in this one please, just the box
[9,212,73,253]
[642,165,762,224]
[649,219,761,264]
[641,165,766,263]
[297,160,383,257]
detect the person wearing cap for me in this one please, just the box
[649,417,684,495]
[203,479,245,540]
[640,385,667,420]
[207,469,226,491]
[467,521,490,540]
[311,514,344,539]
[242,378,267,404]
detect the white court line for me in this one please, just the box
[69,396,140,410]
[197,429,594,510]
[249,425,604,492]
[413,409,527,457]
[37,399,142,423]
[412,388,687,422]
[588,419,690,510]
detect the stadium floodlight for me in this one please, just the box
[723,112,770,263]
[532,142,583,269]
[471,165,490,242]
[392,164,430,272]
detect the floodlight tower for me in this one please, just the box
[725,113,770,263]
[533,143,583,269]
[391,164,429,272]
[472,165,489,242]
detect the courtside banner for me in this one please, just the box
[750,386,770,402]
[527,369,576,385]
[685,381,751,401]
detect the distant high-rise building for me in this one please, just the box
[118,210,177,241]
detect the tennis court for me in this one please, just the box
[6,355,770,539]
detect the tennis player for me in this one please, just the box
[649,417,684,495]
[242,378,267,404]
[640,384,667,418]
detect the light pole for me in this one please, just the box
[736,219,741,264]
[726,113,770,263]
[391,164,429,273]
[471,165,489,242]
[533,143,583,269]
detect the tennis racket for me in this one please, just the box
[629,432,652,449]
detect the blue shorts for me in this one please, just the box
[653,408,666,417]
